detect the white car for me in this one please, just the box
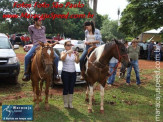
[59,40,84,52]
[53,44,86,85]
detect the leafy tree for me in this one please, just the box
[101,15,125,42]
[119,0,163,37]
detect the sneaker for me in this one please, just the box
[22,75,30,81]
[80,76,84,80]
[108,84,112,87]
[126,83,130,86]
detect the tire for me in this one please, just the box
[76,47,79,52]
[9,76,18,85]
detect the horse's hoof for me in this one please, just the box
[92,98,95,103]
[85,98,89,102]
[39,99,42,102]
[88,109,92,113]
[33,99,36,102]
[100,110,104,114]
[45,104,50,111]
[34,106,40,111]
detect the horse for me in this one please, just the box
[81,39,131,113]
[31,42,56,111]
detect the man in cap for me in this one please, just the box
[126,39,141,86]
[22,17,59,81]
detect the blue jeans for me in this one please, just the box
[24,45,59,74]
[126,60,141,85]
[147,50,151,60]
[61,71,76,95]
[107,63,117,84]
[79,45,90,70]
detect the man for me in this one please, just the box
[22,17,59,81]
[107,57,118,86]
[147,40,154,60]
[126,39,141,86]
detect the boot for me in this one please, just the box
[68,94,73,108]
[53,64,60,82]
[63,95,68,108]
[22,63,31,81]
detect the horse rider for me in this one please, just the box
[22,17,59,81]
[79,21,102,80]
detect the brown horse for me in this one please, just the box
[31,42,56,111]
[81,39,131,113]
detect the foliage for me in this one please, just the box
[101,15,125,42]
[119,0,163,37]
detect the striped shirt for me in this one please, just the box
[28,25,47,46]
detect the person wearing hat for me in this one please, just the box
[126,39,141,86]
[79,21,102,80]
[147,40,154,60]
[22,17,59,81]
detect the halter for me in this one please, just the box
[86,43,128,83]
[36,46,54,80]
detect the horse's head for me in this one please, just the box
[39,42,56,74]
[113,39,131,67]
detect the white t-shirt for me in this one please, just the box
[62,51,76,72]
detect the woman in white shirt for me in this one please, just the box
[60,40,79,108]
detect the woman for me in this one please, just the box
[80,21,102,79]
[60,40,79,108]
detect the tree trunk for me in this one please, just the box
[93,0,97,26]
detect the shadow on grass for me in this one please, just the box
[33,103,70,122]
[118,84,155,99]
[0,78,22,94]
[67,108,91,121]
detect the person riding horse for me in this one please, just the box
[80,21,102,80]
[22,17,59,81]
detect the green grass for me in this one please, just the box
[14,46,27,54]
[0,47,163,122]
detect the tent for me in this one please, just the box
[138,27,163,42]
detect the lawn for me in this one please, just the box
[0,47,162,122]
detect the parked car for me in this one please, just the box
[52,44,86,85]
[0,33,20,83]
[24,44,33,52]
[14,34,24,45]
[71,40,84,52]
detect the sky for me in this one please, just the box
[60,0,129,20]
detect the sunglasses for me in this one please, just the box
[66,44,72,47]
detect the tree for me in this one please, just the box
[101,15,125,42]
[119,0,163,37]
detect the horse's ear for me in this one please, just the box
[51,41,59,47]
[39,42,44,47]
[114,39,119,44]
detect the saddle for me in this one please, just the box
[83,46,97,68]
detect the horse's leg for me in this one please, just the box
[35,80,40,111]
[88,85,93,113]
[85,86,89,102]
[100,84,105,114]
[31,75,36,102]
[45,79,50,111]
[39,80,43,102]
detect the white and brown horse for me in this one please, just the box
[81,39,131,113]
[31,42,57,111]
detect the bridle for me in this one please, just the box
[86,43,129,82]
[36,46,54,80]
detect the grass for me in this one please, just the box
[0,47,163,122]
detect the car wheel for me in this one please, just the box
[76,47,79,52]
[9,76,18,84]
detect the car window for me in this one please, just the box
[78,41,83,44]
[54,48,65,58]
[0,37,12,49]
